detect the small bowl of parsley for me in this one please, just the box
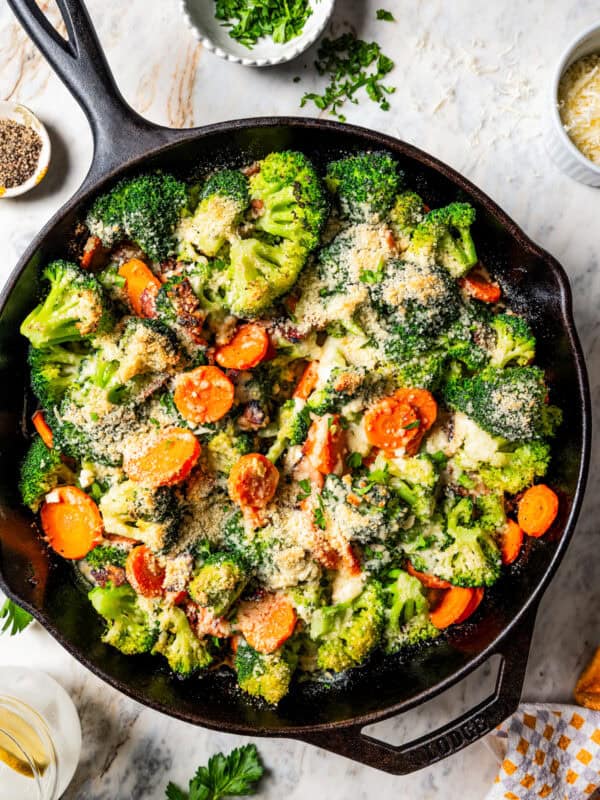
[181,0,335,67]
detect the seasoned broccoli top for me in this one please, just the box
[19,149,561,706]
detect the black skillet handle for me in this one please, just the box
[6,0,174,187]
[298,606,538,775]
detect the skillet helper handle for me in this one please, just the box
[298,606,538,775]
[6,0,171,183]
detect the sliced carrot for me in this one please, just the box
[364,396,421,452]
[236,592,297,654]
[173,365,235,425]
[124,428,201,488]
[40,485,103,560]
[303,414,347,475]
[32,410,54,449]
[215,323,269,370]
[406,561,452,589]
[517,484,559,538]
[454,587,484,624]
[293,361,319,400]
[118,258,162,317]
[459,272,501,304]
[125,545,165,598]
[500,519,524,565]
[393,388,438,432]
[80,235,103,270]
[430,586,477,629]
[228,453,280,509]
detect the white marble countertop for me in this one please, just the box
[1,1,600,798]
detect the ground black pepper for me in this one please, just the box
[0,119,43,189]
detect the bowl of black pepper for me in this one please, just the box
[0,101,51,198]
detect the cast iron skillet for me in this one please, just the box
[0,0,591,775]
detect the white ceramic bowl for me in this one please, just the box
[180,0,335,67]
[0,101,51,198]
[546,23,600,186]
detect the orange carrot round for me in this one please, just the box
[430,586,477,629]
[118,258,162,317]
[364,396,421,452]
[459,273,501,304]
[215,324,269,370]
[173,365,235,425]
[32,410,54,449]
[125,545,165,598]
[40,485,103,560]
[124,428,201,488]
[228,453,279,509]
[454,588,484,624]
[518,484,559,538]
[393,388,438,432]
[406,561,452,589]
[303,414,347,475]
[293,361,319,400]
[500,519,524,565]
[236,593,297,654]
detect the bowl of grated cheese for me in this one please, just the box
[547,24,600,186]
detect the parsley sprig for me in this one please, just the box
[0,598,33,636]
[376,9,395,21]
[300,33,395,121]
[166,744,264,800]
[214,0,313,49]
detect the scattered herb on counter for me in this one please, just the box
[214,0,313,49]
[0,598,33,636]
[300,34,395,121]
[0,119,42,189]
[376,9,395,21]
[166,744,264,800]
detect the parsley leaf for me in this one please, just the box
[165,744,264,800]
[347,452,363,469]
[215,0,313,49]
[300,33,395,120]
[313,493,327,530]
[0,598,33,636]
[376,9,395,21]
[404,420,421,430]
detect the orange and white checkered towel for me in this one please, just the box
[485,705,600,800]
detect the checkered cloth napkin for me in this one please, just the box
[484,704,600,800]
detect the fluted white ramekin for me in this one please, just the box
[546,23,600,186]
[180,0,335,68]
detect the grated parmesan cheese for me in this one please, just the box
[558,53,600,164]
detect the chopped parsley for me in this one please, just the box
[214,0,313,49]
[404,420,421,430]
[314,493,327,530]
[297,478,311,502]
[300,33,395,121]
[347,452,363,469]
[376,9,395,21]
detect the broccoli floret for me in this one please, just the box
[476,492,506,533]
[394,350,446,391]
[266,398,311,463]
[325,152,402,222]
[184,258,230,314]
[28,343,87,411]
[378,453,440,521]
[87,172,188,261]
[444,366,560,442]
[99,480,181,554]
[488,313,536,368]
[89,583,157,655]
[410,496,501,587]
[152,605,213,676]
[21,260,113,349]
[406,202,478,278]
[286,581,327,625]
[250,151,328,251]
[178,169,249,258]
[372,259,460,361]
[51,398,136,467]
[188,552,247,616]
[205,423,253,475]
[84,544,129,570]
[97,262,127,306]
[226,237,306,317]
[383,569,439,652]
[478,440,552,495]
[222,509,276,571]
[306,365,368,415]
[438,304,493,372]
[389,190,425,249]
[310,581,384,673]
[18,435,77,512]
[234,638,294,705]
